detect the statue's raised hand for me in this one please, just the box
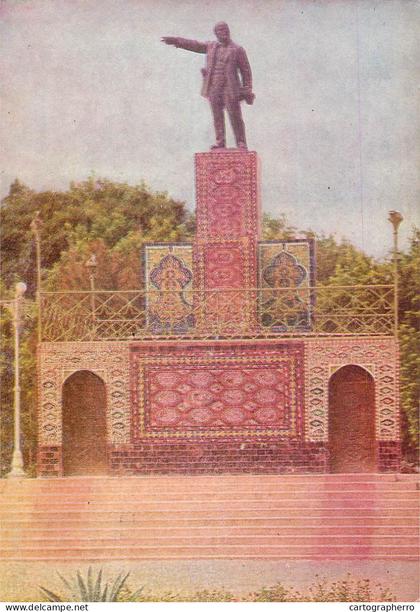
[161,36,179,46]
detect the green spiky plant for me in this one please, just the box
[39,567,144,602]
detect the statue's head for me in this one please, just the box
[214,22,230,44]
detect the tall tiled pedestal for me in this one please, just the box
[194,151,260,333]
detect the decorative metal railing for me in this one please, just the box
[39,285,395,341]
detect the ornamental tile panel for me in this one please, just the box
[195,151,260,240]
[143,243,194,333]
[305,337,399,442]
[38,342,131,445]
[130,341,305,440]
[258,240,315,332]
[193,237,258,333]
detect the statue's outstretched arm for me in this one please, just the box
[161,37,207,54]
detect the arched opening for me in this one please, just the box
[62,370,108,476]
[328,365,376,473]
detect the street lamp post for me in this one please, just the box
[6,282,28,478]
[85,254,98,335]
[388,210,403,337]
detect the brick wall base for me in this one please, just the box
[37,446,63,477]
[109,440,328,475]
[37,441,401,477]
[378,440,401,472]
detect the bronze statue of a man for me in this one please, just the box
[162,22,254,150]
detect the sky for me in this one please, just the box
[1,0,418,257]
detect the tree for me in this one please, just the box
[0,177,193,295]
[262,212,298,240]
[398,229,420,461]
[0,177,193,474]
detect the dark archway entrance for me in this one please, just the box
[62,370,108,475]
[328,365,376,473]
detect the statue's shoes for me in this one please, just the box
[210,143,225,150]
[237,142,248,150]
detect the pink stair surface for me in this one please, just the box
[0,473,418,561]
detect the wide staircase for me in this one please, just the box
[0,473,418,561]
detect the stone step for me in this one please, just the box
[1,475,417,563]
[5,475,418,484]
[5,475,418,486]
[1,477,419,502]
[3,554,417,561]
[4,489,418,502]
[1,500,418,513]
[1,525,417,537]
[2,516,417,528]
[4,497,417,510]
[5,487,419,494]
[2,474,417,489]
[2,534,418,547]
[0,544,417,561]
[1,508,418,522]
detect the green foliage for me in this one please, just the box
[298,575,393,603]
[262,212,298,240]
[169,575,394,602]
[45,239,140,291]
[182,588,236,602]
[39,572,394,602]
[0,180,35,291]
[248,583,293,602]
[0,176,193,294]
[315,236,392,286]
[399,228,420,328]
[397,229,420,460]
[39,567,144,602]
[119,587,179,602]
[122,587,235,602]
[399,323,420,460]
